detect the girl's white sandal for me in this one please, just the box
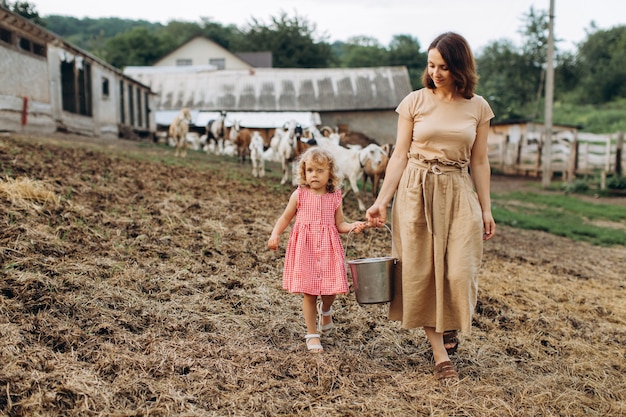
[305,334,323,353]
[317,301,334,334]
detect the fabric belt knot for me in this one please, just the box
[430,164,443,175]
[407,153,468,174]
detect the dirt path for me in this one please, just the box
[0,133,624,416]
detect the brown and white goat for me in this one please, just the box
[363,143,394,197]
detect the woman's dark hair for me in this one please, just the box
[421,32,477,99]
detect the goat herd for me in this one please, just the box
[165,108,394,211]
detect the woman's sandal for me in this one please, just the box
[305,334,323,353]
[434,360,459,382]
[443,330,459,356]
[316,301,334,334]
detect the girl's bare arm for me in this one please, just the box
[335,202,367,234]
[268,191,298,250]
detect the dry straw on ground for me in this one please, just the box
[0,176,60,210]
[0,134,624,416]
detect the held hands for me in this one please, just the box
[350,221,368,234]
[365,203,387,228]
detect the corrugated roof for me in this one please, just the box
[124,66,412,112]
[155,110,321,129]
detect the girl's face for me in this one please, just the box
[305,160,331,192]
[427,48,454,90]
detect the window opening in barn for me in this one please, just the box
[61,61,77,113]
[176,58,192,66]
[144,91,150,130]
[209,58,225,70]
[32,42,46,57]
[136,87,142,127]
[0,27,13,45]
[18,36,31,52]
[119,80,125,124]
[128,84,135,126]
[60,58,93,116]
[102,77,110,98]
[78,62,92,116]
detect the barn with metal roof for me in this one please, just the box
[125,65,412,142]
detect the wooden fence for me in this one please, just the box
[488,130,625,179]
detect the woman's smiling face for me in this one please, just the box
[427,48,454,90]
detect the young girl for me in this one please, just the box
[268,147,367,353]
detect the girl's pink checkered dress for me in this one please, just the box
[282,186,349,295]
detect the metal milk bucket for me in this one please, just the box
[345,225,396,304]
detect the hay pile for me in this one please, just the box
[0,134,624,416]
[0,176,60,210]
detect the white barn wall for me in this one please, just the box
[0,35,55,134]
[92,65,124,139]
[46,45,117,138]
[1,8,155,140]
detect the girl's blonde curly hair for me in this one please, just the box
[296,147,343,193]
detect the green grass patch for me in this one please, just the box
[492,191,626,246]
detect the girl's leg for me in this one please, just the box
[302,294,322,352]
[302,293,319,333]
[319,294,336,329]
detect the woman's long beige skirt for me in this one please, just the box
[389,159,484,334]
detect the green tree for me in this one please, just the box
[2,0,45,26]
[476,6,578,121]
[573,25,626,104]
[102,26,164,68]
[197,17,243,51]
[477,39,533,120]
[553,50,579,101]
[154,18,243,60]
[239,12,335,68]
[44,16,160,54]
[388,34,426,90]
[157,20,204,54]
[518,6,550,66]
[339,36,388,68]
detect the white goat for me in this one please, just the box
[249,131,266,178]
[317,139,385,211]
[269,121,299,185]
[185,132,202,151]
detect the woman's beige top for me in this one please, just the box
[400,88,494,166]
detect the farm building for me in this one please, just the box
[0,6,155,139]
[125,65,412,144]
[152,35,272,70]
[125,36,413,143]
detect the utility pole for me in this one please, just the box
[542,0,555,188]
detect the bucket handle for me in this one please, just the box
[344,224,392,260]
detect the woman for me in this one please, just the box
[365,32,496,382]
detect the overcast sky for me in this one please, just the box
[36,0,625,52]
